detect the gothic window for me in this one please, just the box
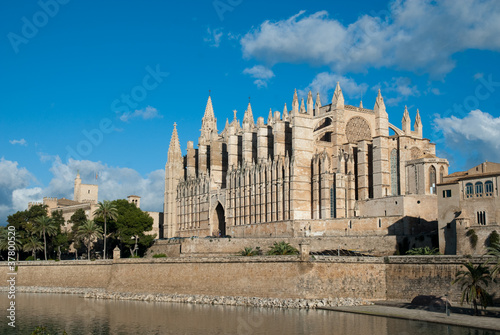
[477,211,486,225]
[475,182,484,196]
[439,166,445,183]
[330,185,336,218]
[485,181,494,196]
[429,166,436,194]
[345,117,371,143]
[466,183,473,198]
[390,149,399,196]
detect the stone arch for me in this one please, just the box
[211,202,226,236]
[346,117,371,143]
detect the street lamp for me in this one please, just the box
[131,235,139,257]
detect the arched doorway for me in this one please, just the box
[213,203,226,236]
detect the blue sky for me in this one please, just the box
[1,0,500,224]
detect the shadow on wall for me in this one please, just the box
[388,216,438,255]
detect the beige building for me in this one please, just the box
[28,172,99,230]
[164,83,448,252]
[437,161,500,255]
[127,195,163,239]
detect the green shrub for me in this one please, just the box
[267,241,299,255]
[25,256,35,261]
[240,247,262,256]
[488,231,500,247]
[130,255,141,258]
[406,246,440,255]
[467,229,478,249]
[152,253,167,258]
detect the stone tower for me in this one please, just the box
[164,123,184,238]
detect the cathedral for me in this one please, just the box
[164,83,449,244]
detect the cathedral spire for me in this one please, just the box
[331,82,344,109]
[307,91,314,114]
[315,92,321,115]
[292,89,299,115]
[300,98,306,114]
[243,101,255,128]
[204,95,215,119]
[373,89,387,115]
[414,109,422,138]
[282,103,289,121]
[168,123,182,163]
[402,106,411,134]
[200,95,218,144]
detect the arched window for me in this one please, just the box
[390,149,399,196]
[429,166,436,194]
[477,211,487,225]
[485,181,494,196]
[466,183,473,198]
[475,182,484,196]
[439,166,445,183]
[330,184,336,218]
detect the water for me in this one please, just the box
[0,293,497,335]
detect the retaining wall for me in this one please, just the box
[3,256,499,303]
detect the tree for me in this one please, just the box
[69,209,88,259]
[452,262,492,315]
[23,236,43,260]
[76,220,103,260]
[93,201,118,259]
[7,204,48,258]
[0,227,23,261]
[34,216,58,261]
[487,243,500,277]
[103,199,155,257]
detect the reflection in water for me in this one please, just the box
[0,293,497,335]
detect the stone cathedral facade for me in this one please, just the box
[164,83,449,242]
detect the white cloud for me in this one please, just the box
[434,109,500,165]
[9,138,27,146]
[0,157,165,225]
[377,77,420,106]
[241,1,500,76]
[0,158,39,224]
[243,65,275,88]
[298,73,368,105]
[204,27,224,47]
[119,106,162,122]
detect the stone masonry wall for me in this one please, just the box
[3,256,499,304]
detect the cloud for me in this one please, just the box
[9,139,27,146]
[0,156,165,225]
[241,1,500,76]
[298,73,368,105]
[119,106,162,122]
[204,27,224,47]
[0,158,40,224]
[243,65,275,88]
[377,77,420,106]
[434,109,500,166]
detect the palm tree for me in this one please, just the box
[93,200,118,259]
[76,220,103,260]
[487,243,500,277]
[0,227,23,261]
[23,236,43,260]
[452,262,492,315]
[34,216,58,261]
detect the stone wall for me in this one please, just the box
[177,236,398,256]
[384,256,500,303]
[3,256,499,304]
